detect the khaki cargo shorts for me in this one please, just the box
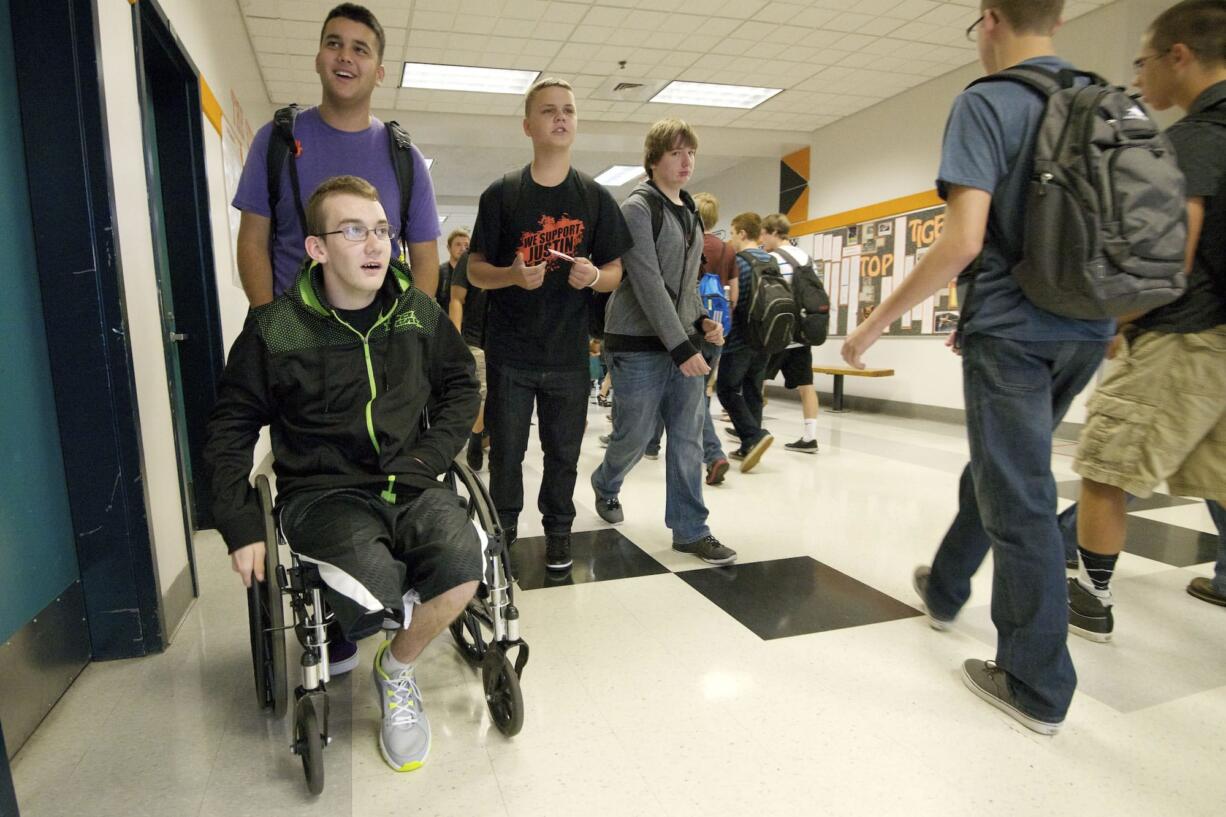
[469,345,487,400]
[1074,325,1226,501]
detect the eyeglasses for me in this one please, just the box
[1131,50,1169,72]
[966,14,984,41]
[317,224,397,242]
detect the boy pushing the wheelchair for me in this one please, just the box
[205,175,482,772]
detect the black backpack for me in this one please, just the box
[737,250,796,354]
[773,246,830,346]
[967,66,1187,319]
[266,104,415,256]
[497,165,606,336]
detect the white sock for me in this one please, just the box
[803,419,818,442]
[382,644,413,676]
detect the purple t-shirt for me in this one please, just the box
[232,106,440,295]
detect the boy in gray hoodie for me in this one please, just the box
[590,119,736,565]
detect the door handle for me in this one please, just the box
[169,332,188,342]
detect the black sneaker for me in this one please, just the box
[502,525,517,550]
[599,433,611,448]
[595,495,624,524]
[326,627,359,675]
[912,565,953,631]
[961,659,1062,736]
[1067,578,1113,642]
[673,535,737,565]
[466,434,484,471]
[784,438,818,454]
[1187,577,1226,607]
[644,448,659,460]
[545,534,572,571]
[739,433,774,473]
[728,447,746,461]
[724,426,741,440]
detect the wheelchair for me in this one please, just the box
[245,460,528,795]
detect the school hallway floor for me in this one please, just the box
[11,391,1226,817]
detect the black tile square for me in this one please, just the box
[1123,515,1219,567]
[511,528,669,590]
[1056,480,1196,511]
[676,556,920,640]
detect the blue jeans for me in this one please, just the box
[592,351,710,544]
[485,361,590,534]
[926,334,1106,722]
[646,345,725,463]
[1208,500,1226,595]
[715,346,770,446]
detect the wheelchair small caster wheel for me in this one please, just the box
[481,648,524,737]
[293,698,325,796]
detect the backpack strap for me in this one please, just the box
[267,104,308,239]
[385,120,415,249]
[967,64,1103,101]
[772,245,802,273]
[627,187,664,241]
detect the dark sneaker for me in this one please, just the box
[592,478,624,524]
[728,447,746,461]
[784,438,818,454]
[961,659,1062,736]
[596,395,612,408]
[465,435,484,471]
[1067,578,1113,643]
[502,526,517,550]
[724,426,741,440]
[599,434,611,448]
[545,534,573,571]
[1187,577,1226,607]
[1066,556,1079,570]
[673,535,737,565]
[327,632,359,675]
[739,433,774,473]
[705,458,729,486]
[912,565,953,631]
[644,448,659,460]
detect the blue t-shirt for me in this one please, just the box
[937,56,1113,342]
[233,107,440,296]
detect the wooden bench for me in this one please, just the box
[811,366,895,412]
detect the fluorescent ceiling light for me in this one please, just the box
[401,62,540,95]
[424,157,434,170]
[438,215,447,224]
[594,165,645,187]
[650,81,782,109]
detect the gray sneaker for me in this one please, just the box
[961,659,1062,736]
[673,535,737,566]
[1067,578,1113,643]
[592,475,624,524]
[373,640,430,771]
[912,565,953,631]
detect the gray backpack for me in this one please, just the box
[972,65,1187,320]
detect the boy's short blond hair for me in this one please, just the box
[446,228,471,248]
[524,78,574,117]
[730,212,762,240]
[762,213,791,237]
[643,118,698,178]
[306,175,380,236]
[693,193,719,231]
[982,0,1062,34]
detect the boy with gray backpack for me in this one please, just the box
[842,0,1187,736]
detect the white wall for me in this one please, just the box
[804,0,1175,419]
[691,157,780,236]
[95,0,270,608]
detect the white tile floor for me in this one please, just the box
[11,393,1226,817]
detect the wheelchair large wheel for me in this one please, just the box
[255,475,288,719]
[293,698,325,796]
[449,608,486,665]
[481,648,524,737]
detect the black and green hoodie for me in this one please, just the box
[204,258,480,553]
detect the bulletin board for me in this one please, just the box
[789,202,958,337]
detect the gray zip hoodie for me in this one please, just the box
[602,181,706,365]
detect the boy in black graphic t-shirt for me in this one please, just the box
[468,78,633,571]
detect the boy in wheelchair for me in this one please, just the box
[204,175,483,772]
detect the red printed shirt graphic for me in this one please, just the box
[518,214,585,272]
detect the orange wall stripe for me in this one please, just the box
[199,75,223,136]
[791,189,943,236]
[785,188,809,224]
